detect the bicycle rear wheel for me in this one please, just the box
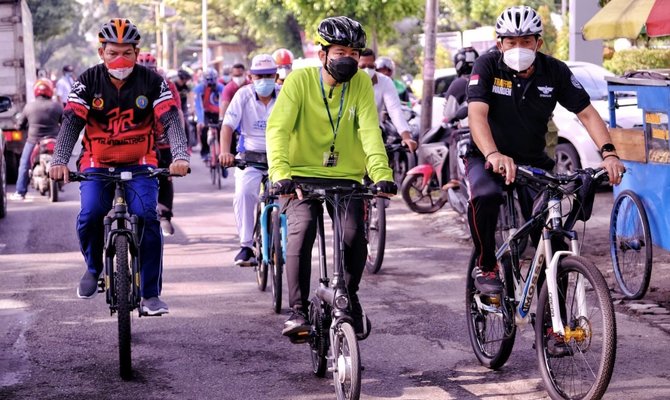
[535,256,616,400]
[610,190,652,300]
[365,197,386,274]
[271,210,283,313]
[465,251,516,369]
[332,322,361,400]
[114,235,132,380]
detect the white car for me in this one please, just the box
[412,68,458,129]
[553,61,642,173]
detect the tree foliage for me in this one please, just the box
[26,0,77,42]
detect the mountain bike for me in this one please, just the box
[207,122,223,189]
[68,167,185,381]
[290,180,377,400]
[465,166,616,400]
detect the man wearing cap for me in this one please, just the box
[56,65,75,106]
[219,54,281,266]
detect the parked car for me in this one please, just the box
[0,95,13,218]
[553,61,642,173]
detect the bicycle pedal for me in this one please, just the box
[288,331,311,344]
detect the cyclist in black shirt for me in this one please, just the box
[466,6,625,294]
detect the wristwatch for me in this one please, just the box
[600,143,616,154]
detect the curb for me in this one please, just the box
[613,296,670,335]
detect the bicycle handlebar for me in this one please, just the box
[294,181,379,197]
[68,167,190,182]
[230,159,268,171]
[516,165,610,188]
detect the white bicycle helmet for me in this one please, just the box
[495,6,543,38]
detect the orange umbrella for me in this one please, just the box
[582,0,670,40]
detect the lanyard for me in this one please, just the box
[319,70,346,153]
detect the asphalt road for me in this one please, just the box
[1,158,669,400]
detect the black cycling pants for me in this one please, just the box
[282,194,367,312]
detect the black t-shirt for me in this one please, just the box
[467,51,591,166]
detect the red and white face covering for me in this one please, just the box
[106,56,135,80]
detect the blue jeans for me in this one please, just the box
[15,141,36,196]
[77,166,163,298]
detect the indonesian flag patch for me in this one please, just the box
[469,74,479,85]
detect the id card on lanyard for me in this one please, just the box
[320,71,346,167]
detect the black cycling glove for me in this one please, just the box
[375,180,397,195]
[273,179,296,195]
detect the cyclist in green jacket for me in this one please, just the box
[267,16,396,341]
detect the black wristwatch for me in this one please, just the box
[600,143,616,154]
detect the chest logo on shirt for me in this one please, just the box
[106,107,135,137]
[537,86,554,98]
[492,78,512,96]
[136,95,149,109]
[92,97,104,110]
[348,106,356,121]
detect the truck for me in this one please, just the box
[0,0,35,184]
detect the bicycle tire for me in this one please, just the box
[365,197,386,274]
[254,207,268,291]
[332,322,361,400]
[309,299,329,377]
[465,251,516,369]
[271,210,283,314]
[115,235,132,380]
[400,173,448,214]
[535,255,616,400]
[610,190,653,300]
[49,179,58,202]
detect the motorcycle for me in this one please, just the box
[30,137,60,202]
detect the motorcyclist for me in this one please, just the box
[10,79,63,201]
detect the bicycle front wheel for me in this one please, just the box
[400,173,448,214]
[365,197,386,274]
[270,210,283,313]
[610,190,653,300]
[332,322,361,400]
[254,206,268,291]
[536,256,616,400]
[465,251,516,369]
[114,235,132,380]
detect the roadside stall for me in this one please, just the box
[582,0,670,300]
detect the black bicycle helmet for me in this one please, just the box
[453,47,479,77]
[98,18,141,45]
[315,16,366,50]
[177,69,192,81]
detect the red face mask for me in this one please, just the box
[106,56,135,80]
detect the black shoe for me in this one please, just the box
[234,246,257,267]
[282,309,311,337]
[350,295,372,340]
[472,266,503,295]
[77,271,99,299]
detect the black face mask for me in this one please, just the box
[325,56,359,83]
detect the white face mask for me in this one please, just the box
[108,67,133,80]
[363,68,376,79]
[232,76,245,86]
[503,47,536,72]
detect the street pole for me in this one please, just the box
[160,0,169,69]
[155,2,162,69]
[420,0,437,133]
[202,0,208,69]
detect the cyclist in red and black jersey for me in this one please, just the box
[50,18,190,315]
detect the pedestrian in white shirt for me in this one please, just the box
[358,49,417,152]
[56,65,75,106]
[219,54,281,266]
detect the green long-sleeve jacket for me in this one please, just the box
[266,67,393,184]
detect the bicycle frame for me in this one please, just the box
[102,175,141,314]
[491,168,603,337]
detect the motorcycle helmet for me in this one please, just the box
[453,47,479,77]
[204,67,218,85]
[34,78,54,98]
[272,48,294,67]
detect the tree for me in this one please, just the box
[26,0,77,42]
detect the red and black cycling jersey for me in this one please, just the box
[65,63,177,169]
